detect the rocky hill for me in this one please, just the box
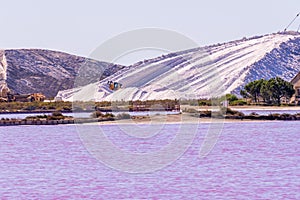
[56,31,300,101]
[0,49,125,97]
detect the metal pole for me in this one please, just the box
[284,12,300,32]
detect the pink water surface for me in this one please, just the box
[0,122,299,199]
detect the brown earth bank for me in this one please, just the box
[1,113,299,127]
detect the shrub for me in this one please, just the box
[47,115,64,120]
[230,100,247,106]
[103,113,115,118]
[280,113,293,120]
[198,99,211,106]
[24,106,36,111]
[91,111,115,119]
[249,112,259,116]
[221,107,244,116]
[116,113,131,119]
[267,113,280,120]
[225,94,238,102]
[91,111,104,118]
[199,110,211,117]
[63,106,72,111]
[52,111,63,117]
[36,115,48,119]
[25,116,38,120]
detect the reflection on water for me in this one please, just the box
[0,122,299,199]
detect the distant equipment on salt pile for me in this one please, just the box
[107,81,122,91]
[284,12,300,32]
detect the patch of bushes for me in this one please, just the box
[91,111,115,119]
[198,100,211,106]
[199,110,211,117]
[25,111,66,120]
[224,94,238,102]
[240,113,300,120]
[116,113,131,119]
[48,111,65,120]
[222,107,244,116]
[1,118,10,121]
[199,107,245,118]
[24,106,36,111]
[52,111,63,117]
[91,111,104,118]
[249,112,259,116]
[230,100,247,106]
[104,113,115,118]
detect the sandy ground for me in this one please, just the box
[83,113,278,125]
[74,105,300,126]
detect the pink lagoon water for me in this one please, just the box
[0,122,299,199]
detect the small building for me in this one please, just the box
[290,72,300,104]
[31,93,46,102]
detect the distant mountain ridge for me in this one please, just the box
[56,31,300,101]
[0,49,125,97]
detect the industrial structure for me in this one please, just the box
[284,12,300,32]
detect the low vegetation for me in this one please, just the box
[25,111,71,120]
[0,101,72,112]
[197,107,300,120]
[199,107,244,118]
[90,111,115,120]
[116,113,131,120]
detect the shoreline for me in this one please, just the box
[0,112,298,127]
[0,110,74,115]
[1,105,300,127]
[1,105,300,114]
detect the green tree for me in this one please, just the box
[243,79,264,103]
[267,77,295,105]
[240,89,249,98]
[225,94,238,102]
[242,77,295,105]
[260,80,271,103]
[218,94,239,106]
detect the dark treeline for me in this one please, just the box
[240,77,295,105]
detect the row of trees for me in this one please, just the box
[240,77,295,105]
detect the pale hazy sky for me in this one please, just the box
[1,0,299,62]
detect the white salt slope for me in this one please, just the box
[56,32,300,101]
